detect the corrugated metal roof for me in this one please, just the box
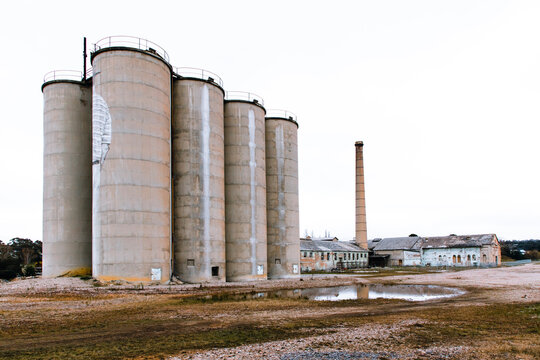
[300,240,367,252]
[370,237,421,251]
[420,234,497,249]
[368,234,497,251]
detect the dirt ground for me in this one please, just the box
[0,263,538,360]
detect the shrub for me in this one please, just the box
[22,264,36,277]
[0,269,17,280]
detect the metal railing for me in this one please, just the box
[173,67,223,87]
[93,36,170,63]
[266,109,297,122]
[43,70,84,83]
[225,91,264,106]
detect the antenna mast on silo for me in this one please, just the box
[83,37,87,82]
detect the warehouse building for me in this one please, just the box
[300,237,369,272]
[368,234,501,267]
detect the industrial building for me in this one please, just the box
[42,36,300,283]
[300,237,369,272]
[368,234,501,267]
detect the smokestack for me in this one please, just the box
[355,141,367,249]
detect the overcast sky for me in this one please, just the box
[0,0,538,242]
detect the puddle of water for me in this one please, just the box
[198,284,465,302]
[301,284,465,302]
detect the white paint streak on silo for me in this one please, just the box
[248,109,257,275]
[276,125,286,243]
[91,93,112,278]
[201,84,211,277]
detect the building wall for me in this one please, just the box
[421,247,484,267]
[300,250,368,271]
[372,250,404,266]
[480,244,502,266]
[403,250,422,266]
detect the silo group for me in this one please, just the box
[41,36,300,283]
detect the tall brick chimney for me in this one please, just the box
[355,141,367,249]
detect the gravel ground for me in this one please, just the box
[0,274,365,296]
[1,263,537,359]
[174,320,468,360]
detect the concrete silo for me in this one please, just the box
[172,68,226,283]
[91,37,172,282]
[224,92,267,281]
[265,110,300,279]
[42,71,92,277]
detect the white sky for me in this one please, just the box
[0,0,539,242]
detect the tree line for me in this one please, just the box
[500,239,540,261]
[0,238,42,279]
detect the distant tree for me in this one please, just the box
[9,238,41,265]
[0,240,12,261]
[0,238,42,278]
[409,234,418,237]
[525,250,539,260]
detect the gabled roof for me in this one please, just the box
[368,234,498,251]
[300,240,367,252]
[369,237,421,251]
[300,237,338,242]
[420,234,497,249]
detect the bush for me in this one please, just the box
[0,269,17,280]
[22,264,36,277]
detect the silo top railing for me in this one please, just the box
[225,91,264,106]
[173,67,224,87]
[43,70,84,83]
[265,109,297,122]
[43,68,94,83]
[93,36,170,63]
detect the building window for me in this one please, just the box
[211,266,219,276]
[348,253,351,260]
[452,255,456,264]
[187,259,195,266]
[275,258,281,265]
[467,255,471,262]
[457,255,461,263]
[472,254,476,260]
[327,253,330,260]
[303,252,307,258]
[310,252,313,258]
[334,253,337,260]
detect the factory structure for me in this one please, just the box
[299,141,371,272]
[368,234,501,267]
[42,36,300,283]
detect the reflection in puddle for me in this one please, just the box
[200,284,465,302]
[300,284,465,302]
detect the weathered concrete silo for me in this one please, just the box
[91,37,172,282]
[42,71,92,277]
[224,92,267,281]
[172,68,226,283]
[265,110,300,279]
